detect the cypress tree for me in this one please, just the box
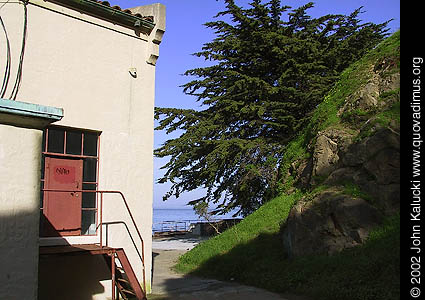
[155,0,391,216]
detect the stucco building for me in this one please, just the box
[0,1,165,299]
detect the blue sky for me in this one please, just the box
[109,0,400,209]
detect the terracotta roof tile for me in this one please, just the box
[44,0,155,31]
[93,0,153,22]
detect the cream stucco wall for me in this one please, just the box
[0,0,165,298]
[0,125,43,300]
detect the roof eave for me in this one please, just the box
[45,0,155,33]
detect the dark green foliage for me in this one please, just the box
[155,0,391,215]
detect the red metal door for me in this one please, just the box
[42,157,83,237]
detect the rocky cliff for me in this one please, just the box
[282,32,400,258]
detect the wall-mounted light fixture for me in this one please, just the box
[129,67,137,78]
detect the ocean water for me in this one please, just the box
[152,208,237,232]
[152,208,201,233]
[153,209,200,224]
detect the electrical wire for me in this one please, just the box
[9,0,28,100]
[0,0,13,11]
[0,14,11,98]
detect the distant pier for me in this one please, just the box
[153,219,242,237]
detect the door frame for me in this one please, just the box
[42,157,83,237]
[39,126,101,240]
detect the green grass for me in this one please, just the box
[342,182,373,201]
[276,31,400,192]
[283,214,400,300]
[176,194,400,300]
[175,191,302,274]
[175,31,400,300]
[306,31,399,137]
[354,101,400,142]
[147,295,170,300]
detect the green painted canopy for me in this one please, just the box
[0,98,63,129]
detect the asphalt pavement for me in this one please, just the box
[149,236,310,300]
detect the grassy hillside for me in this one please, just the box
[177,213,399,300]
[175,31,400,300]
[176,191,302,274]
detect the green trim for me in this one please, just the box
[0,98,63,120]
[46,0,155,33]
[0,98,63,129]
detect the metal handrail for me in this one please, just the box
[101,221,143,264]
[42,188,146,293]
[152,218,241,233]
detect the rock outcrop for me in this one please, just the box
[282,188,383,257]
[282,40,400,258]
